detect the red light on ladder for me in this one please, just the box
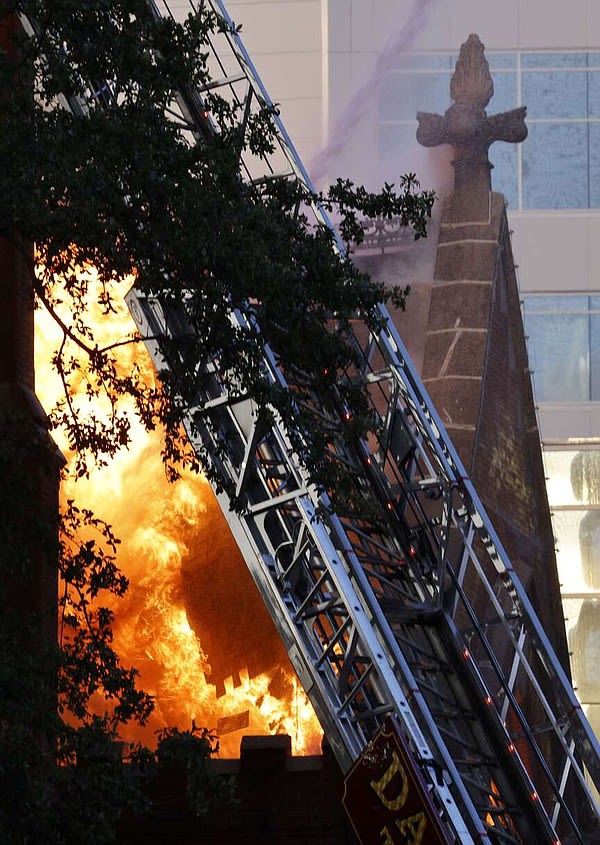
[507,742,515,753]
[462,648,470,660]
[484,695,493,707]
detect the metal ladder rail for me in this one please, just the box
[326,476,582,837]
[126,289,576,844]
[126,292,489,845]
[132,291,528,841]
[220,338,580,836]
[149,0,346,242]
[21,1,600,836]
[387,619,544,841]
[125,1,600,837]
[350,312,600,820]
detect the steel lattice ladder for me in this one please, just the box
[21,1,600,842]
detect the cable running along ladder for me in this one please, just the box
[22,1,600,842]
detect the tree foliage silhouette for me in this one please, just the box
[0,2,433,842]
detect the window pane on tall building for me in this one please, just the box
[589,124,600,207]
[524,297,600,400]
[545,448,600,710]
[378,70,451,122]
[523,69,587,119]
[522,123,588,208]
[522,52,588,68]
[524,305,589,401]
[491,143,518,207]
[552,509,594,589]
[587,69,600,117]
[489,70,517,113]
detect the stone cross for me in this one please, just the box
[417,34,527,220]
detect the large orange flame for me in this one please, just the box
[35,267,322,756]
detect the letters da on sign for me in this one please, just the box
[342,718,453,845]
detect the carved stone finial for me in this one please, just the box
[416,34,527,219]
[450,33,494,109]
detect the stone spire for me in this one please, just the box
[417,33,527,221]
[417,35,572,712]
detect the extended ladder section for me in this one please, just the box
[22,1,600,842]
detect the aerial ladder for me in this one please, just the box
[20,1,600,842]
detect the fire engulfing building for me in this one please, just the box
[3,3,599,843]
[120,28,586,845]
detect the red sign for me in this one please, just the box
[343,717,454,845]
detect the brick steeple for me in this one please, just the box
[418,33,573,810]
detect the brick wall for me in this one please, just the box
[119,736,359,844]
[0,232,60,643]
